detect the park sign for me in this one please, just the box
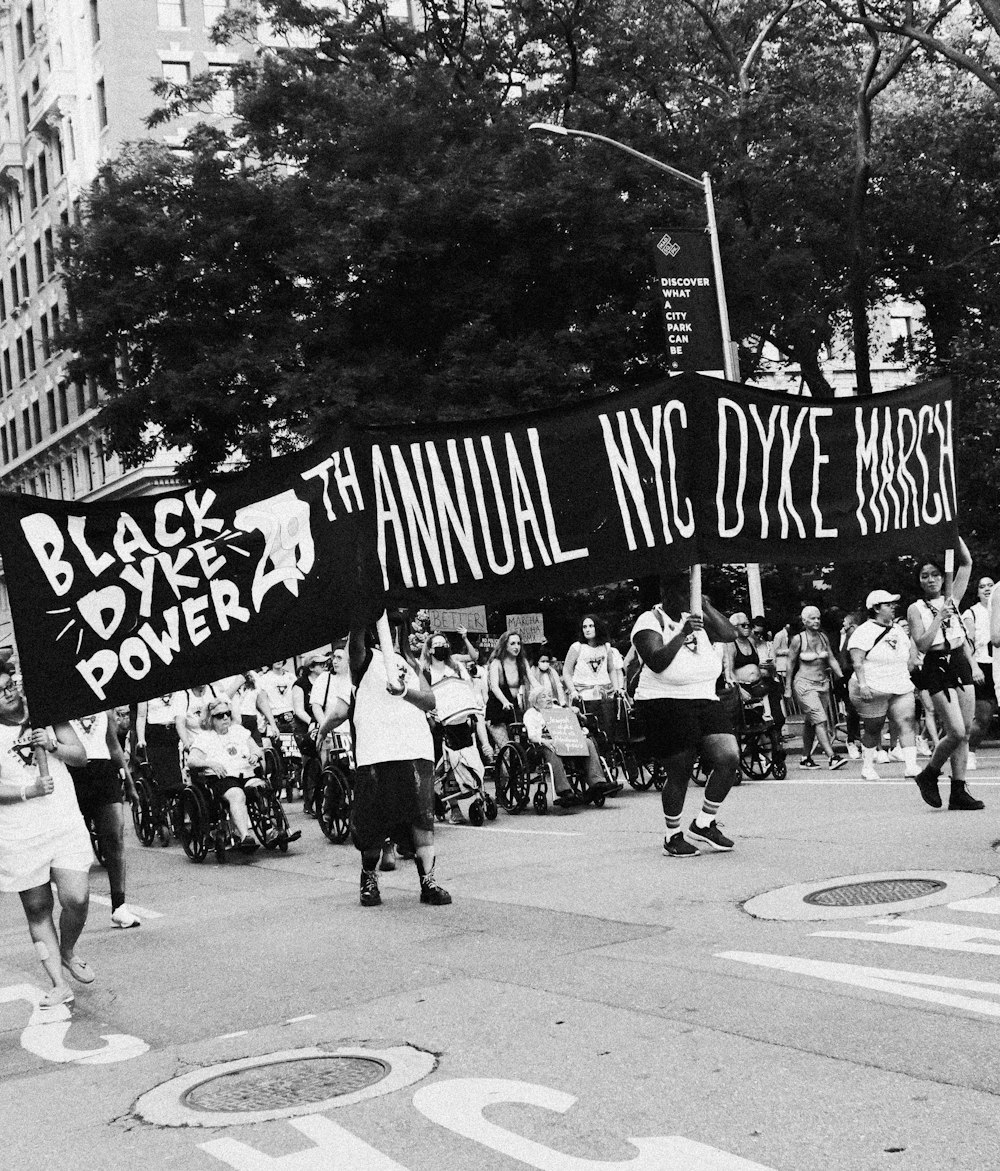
[0,373,956,723]
[651,228,725,370]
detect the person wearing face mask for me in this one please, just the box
[531,651,567,706]
[962,575,995,770]
[420,633,490,770]
[785,606,846,770]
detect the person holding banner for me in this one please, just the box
[908,541,983,810]
[348,613,451,908]
[0,667,91,1008]
[630,578,739,857]
[785,607,846,771]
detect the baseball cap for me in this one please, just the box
[866,589,900,609]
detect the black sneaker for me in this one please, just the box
[662,831,699,857]
[827,755,846,771]
[949,785,985,811]
[419,871,452,905]
[687,819,735,852]
[360,869,382,907]
[799,757,819,770]
[913,766,943,809]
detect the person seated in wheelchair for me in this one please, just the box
[523,688,618,807]
[186,699,263,854]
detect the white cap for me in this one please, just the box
[866,589,900,609]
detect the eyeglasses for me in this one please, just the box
[211,711,233,719]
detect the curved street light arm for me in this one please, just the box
[529,123,705,192]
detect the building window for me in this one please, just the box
[19,257,29,301]
[46,387,56,431]
[54,131,65,175]
[87,375,99,408]
[0,279,5,322]
[75,379,85,415]
[44,228,55,274]
[162,61,191,87]
[82,443,93,491]
[204,0,228,27]
[20,93,30,134]
[208,64,235,115]
[15,22,25,64]
[95,78,108,130]
[25,327,36,373]
[26,166,37,211]
[31,400,40,442]
[57,381,68,426]
[51,305,60,350]
[15,338,25,381]
[38,154,48,199]
[157,1,187,29]
[89,0,101,43]
[9,265,18,304]
[40,315,50,359]
[1,350,11,394]
[34,239,44,285]
[22,407,31,449]
[25,4,36,47]
[65,456,76,498]
[0,429,8,464]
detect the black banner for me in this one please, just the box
[651,228,724,370]
[0,374,957,723]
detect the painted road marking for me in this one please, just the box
[813,917,1000,956]
[949,897,1000,915]
[718,952,1000,1017]
[90,894,164,919]
[0,983,149,1064]
[286,1014,316,1023]
[439,824,583,837]
[217,1031,249,1040]
[200,1079,776,1169]
[761,778,1000,785]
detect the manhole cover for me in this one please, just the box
[803,878,946,907]
[183,1056,388,1113]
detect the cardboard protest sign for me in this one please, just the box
[427,606,488,634]
[543,707,589,756]
[505,613,544,643]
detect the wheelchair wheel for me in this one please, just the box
[263,748,283,795]
[178,787,209,861]
[484,794,498,821]
[495,744,528,812]
[468,798,485,826]
[532,788,548,815]
[247,782,284,849]
[318,763,352,844]
[87,816,107,867]
[131,779,156,847]
[739,730,772,781]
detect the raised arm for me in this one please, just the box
[952,537,973,608]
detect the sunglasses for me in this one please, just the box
[211,710,233,719]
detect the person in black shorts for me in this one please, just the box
[631,576,739,857]
[68,709,141,928]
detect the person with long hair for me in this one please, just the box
[908,539,983,810]
[631,574,740,857]
[962,575,995,769]
[485,631,531,751]
[785,606,846,770]
[562,615,624,702]
[348,613,451,908]
[420,631,490,772]
[531,649,568,706]
[0,666,90,1008]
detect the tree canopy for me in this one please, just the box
[62,0,1000,490]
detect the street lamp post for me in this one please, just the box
[529,122,764,616]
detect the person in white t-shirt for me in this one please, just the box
[346,613,451,908]
[0,667,90,1008]
[630,576,738,858]
[563,616,624,702]
[962,576,996,769]
[258,662,297,732]
[187,698,263,853]
[847,591,918,781]
[69,709,141,929]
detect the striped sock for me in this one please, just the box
[664,813,682,834]
[695,799,720,829]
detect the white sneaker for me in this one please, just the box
[861,764,881,781]
[967,752,978,771]
[111,904,141,929]
[875,750,891,764]
[889,746,905,763]
[916,737,932,757]
[846,742,860,760]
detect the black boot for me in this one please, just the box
[949,781,985,811]
[416,855,452,905]
[913,764,943,808]
[360,868,382,906]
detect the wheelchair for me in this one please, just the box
[130,749,180,848]
[318,735,354,844]
[85,814,107,867]
[434,717,498,826]
[493,723,554,814]
[262,727,304,802]
[178,768,298,862]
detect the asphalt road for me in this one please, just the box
[3,748,1000,1170]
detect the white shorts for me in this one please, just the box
[0,820,94,893]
